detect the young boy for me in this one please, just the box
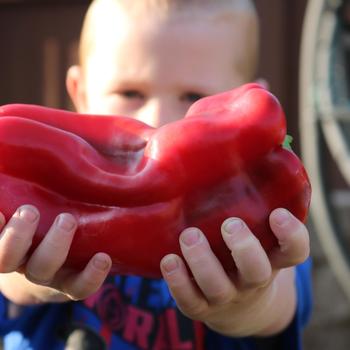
[0,0,312,349]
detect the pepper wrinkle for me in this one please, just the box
[0,83,311,277]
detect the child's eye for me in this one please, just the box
[181,92,205,103]
[121,90,144,99]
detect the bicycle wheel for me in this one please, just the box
[299,0,350,301]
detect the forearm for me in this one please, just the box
[0,272,70,305]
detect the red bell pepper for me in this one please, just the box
[0,83,311,277]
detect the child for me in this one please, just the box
[0,0,312,349]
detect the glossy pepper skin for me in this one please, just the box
[0,83,311,278]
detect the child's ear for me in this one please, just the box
[66,65,87,112]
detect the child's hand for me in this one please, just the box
[0,205,112,304]
[160,208,309,337]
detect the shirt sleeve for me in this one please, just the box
[0,296,70,349]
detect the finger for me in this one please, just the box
[160,253,209,319]
[0,205,39,272]
[25,213,77,285]
[178,228,235,305]
[268,208,310,268]
[60,253,112,300]
[222,218,272,288]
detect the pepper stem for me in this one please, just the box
[282,135,293,151]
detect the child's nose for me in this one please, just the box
[135,99,180,128]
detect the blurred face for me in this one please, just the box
[78,8,255,127]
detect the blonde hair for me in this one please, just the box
[79,0,259,79]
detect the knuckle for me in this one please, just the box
[256,267,273,286]
[245,275,271,289]
[3,226,22,242]
[67,290,87,301]
[186,257,204,269]
[25,271,53,286]
[180,300,207,320]
[0,245,29,274]
[69,281,97,301]
[207,289,233,305]
[238,260,272,289]
[44,235,68,252]
[0,259,14,273]
[0,253,26,273]
[83,278,99,292]
[1,222,35,252]
[231,235,260,255]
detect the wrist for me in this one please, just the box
[255,268,297,336]
[205,267,296,337]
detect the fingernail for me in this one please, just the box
[181,228,201,247]
[223,219,256,249]
[57,214,76,231]
[19,206,39,223]
[224,218,243,235]
[93,256,110,271]
[162,255,179,274]
[273,209,290,227]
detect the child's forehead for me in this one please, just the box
[89,1,256,41]
[85,14,255,87]
[89,0,255,10]
[81,0,258,79]
[90,11,253,62]
[87,0,256,24]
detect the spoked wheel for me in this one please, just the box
[300,0,350,301]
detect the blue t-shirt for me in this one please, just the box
[0,259,312,350]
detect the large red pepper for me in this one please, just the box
[0,83,311,277]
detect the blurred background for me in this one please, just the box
[0,0,350,348]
